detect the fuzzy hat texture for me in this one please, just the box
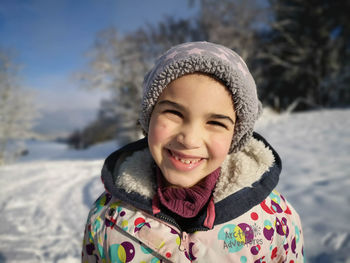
[139,41,262,153]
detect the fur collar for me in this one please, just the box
[114,137,274,203]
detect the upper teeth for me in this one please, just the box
[172,152,200,164]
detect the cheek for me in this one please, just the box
[209,134,233,159]
[148,117,173,146]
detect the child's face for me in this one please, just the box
[148,73,236,188]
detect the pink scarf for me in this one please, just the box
[154,167,220,218]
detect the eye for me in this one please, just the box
[163,109,183,118]
[208,121,228,129]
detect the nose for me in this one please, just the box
[176,123,201,149]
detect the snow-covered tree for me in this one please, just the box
[257,0,350,109]
[78,28,150,144]
[198,0,268,63]
[0,49,38,165]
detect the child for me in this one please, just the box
[82,41,304,262]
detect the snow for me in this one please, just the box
[0,109,349,263]
[255,109,350,263]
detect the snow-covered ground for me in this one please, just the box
[0,109,349,263]
[256,109,350,263]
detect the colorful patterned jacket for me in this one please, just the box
[82,133,304,262]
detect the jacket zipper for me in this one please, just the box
[155,213,209,259]
[154,214,209,233]
[155,213,182,232]
[155,213,192,253]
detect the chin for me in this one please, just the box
[162,171,202,188]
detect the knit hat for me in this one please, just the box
[139,41,262,153]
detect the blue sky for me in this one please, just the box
[0,0,197,116]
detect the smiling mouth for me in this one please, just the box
[168,150,203,164]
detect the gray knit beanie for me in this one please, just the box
[139,41,262,153]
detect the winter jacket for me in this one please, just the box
[82,133,304,263]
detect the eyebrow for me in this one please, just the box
[210,114,235,125]
[157,100,235,125]
[157,100,186,111]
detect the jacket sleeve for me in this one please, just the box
[262,191,305,262]
[82,219,103,263]
[81,193,110,263]
[285,206,305,262]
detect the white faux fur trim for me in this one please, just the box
[115,137,274,201]
[115,148,156,197]
[213,138,275,202]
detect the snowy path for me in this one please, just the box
[0,160,104,263]
[0,109,349,262]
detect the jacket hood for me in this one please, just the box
[101,132,281,228]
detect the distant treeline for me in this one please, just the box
[68,0,350,149]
